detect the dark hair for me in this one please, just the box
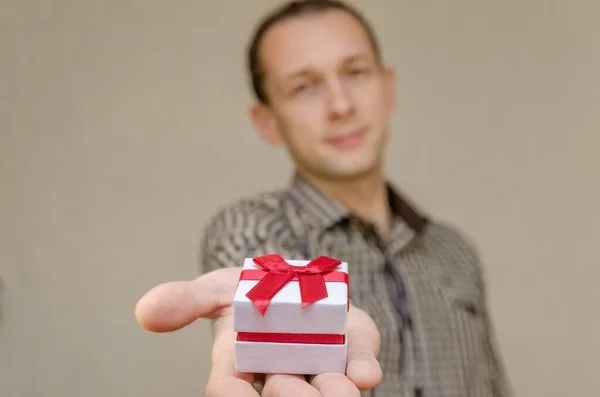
[247,0,382,104]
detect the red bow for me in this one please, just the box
[245,254,342,316]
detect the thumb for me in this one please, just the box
[135,267,242,332]
[346,305,382,390]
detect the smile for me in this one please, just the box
[326,128,368,149]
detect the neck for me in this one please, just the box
[298,167,392,240]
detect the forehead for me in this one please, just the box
[259,10,376,79]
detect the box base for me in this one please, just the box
[234,340,347,375]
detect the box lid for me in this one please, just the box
[233,257,349,335]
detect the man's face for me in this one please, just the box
[250,10,396,181]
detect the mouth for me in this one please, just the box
[326,127,368,149]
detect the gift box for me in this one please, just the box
[233,254,349,375]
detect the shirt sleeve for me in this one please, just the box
[198,198,267,274]
[480,285,515,397]
[198,206,243,274]
[452,223,514,397]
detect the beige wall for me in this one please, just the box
[1,0,598,396]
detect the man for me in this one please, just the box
[135,1,513,396]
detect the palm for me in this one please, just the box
[136,267,382,396]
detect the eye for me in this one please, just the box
[295,83,311,92]
[348,67,369,76]
[291,80,317,96]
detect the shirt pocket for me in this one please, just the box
[430,265,484,317]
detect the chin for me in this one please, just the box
[298,143,384,180]
[321,157,380,180]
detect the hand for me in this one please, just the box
[135,267,382,397]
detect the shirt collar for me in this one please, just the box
[287,174,349,229]
[287,173,429,235]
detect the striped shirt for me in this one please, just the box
[200,174,513,397]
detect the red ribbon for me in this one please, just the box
[244,254,343,316]
[237,332,345,345]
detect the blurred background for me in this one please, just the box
[1,0,598,396]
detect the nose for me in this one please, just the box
[325,77,355,120]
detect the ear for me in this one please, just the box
[249,103,283,145]
[381,66,397,114]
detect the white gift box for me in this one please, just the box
[233,255,349,375]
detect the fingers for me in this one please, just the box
[206,372,259,397]
[135,267,242,332]
[345,305,383,390]
[311,372,361,397]
[260,373,361,397]
[205,315,259,397]
[262,374,320,397]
